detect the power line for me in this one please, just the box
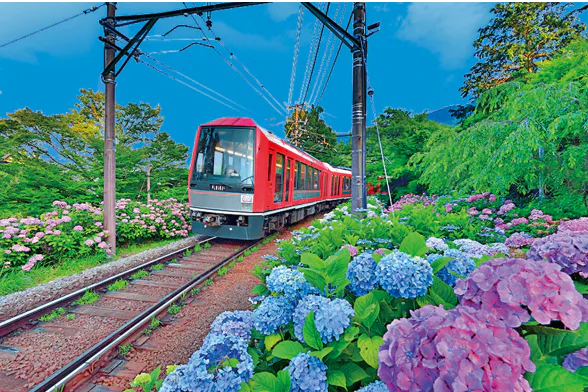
[0,3,106,49]
[180,2,286,116]
[287,5,305,108]
[301,3,331,104]
[194,4,287,114]
[309,3,347,105]
[138,57,244,113]
[317,13,353,105]
[298,3,325,104]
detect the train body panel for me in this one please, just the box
[188,117,351,239]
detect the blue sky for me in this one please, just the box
[0,2,506,148]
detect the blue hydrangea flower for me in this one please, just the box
[357,239,373,246]
[293,295,354,344]
[429,249,476,287]
[266,266,318,301]
[346,252,378,296]
[253,295,295,335]
[377,251,433,299]
[262,254,280,261]
[160,333,253,392]
[288,352,328,392]
[357,381,388,392]
[208,310,254,341]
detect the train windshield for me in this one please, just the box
[192,126,255,190]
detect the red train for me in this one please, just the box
[188,118,352,239]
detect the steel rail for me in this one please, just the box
[31,238,263,392]
[0,236,216,337]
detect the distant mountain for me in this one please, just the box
[426,105,460,126]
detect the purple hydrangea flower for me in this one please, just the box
[378,305,535,392]
[563,347,588,373]
[346,252,379,296]
[504,232,535,248]
[455,257,588,330]
[558,217,588,233]
[425,237,448,252]
[428,250,476,287]
[527,231,588,278]
[377,251,433,299]
[340,244,358,257]
[288,352,328,392]
[293,295,354,344]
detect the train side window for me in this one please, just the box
[294,161,299,190]
[306,165,311,190]
[300,163,307,190]
[285,159,291,202]
[275,154,284,203]
[268,154,273,181]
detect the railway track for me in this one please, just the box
[0,236,261,392]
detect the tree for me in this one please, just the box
[284,105,338,164]
[418,39,588,218]
[365,108,449,199]
[461,3,585,99]
[0,89,189,216]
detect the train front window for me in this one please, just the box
[192,126,255,190]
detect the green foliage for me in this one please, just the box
[38,307,66,322]
[299,248,351,297]
[108,279,129,291]
[167,303,182,315]
[217,266,228,276]
[151,263,164,271]
[131,269,150,280]
[74,290,100,305]
[417,39,588,217]
[0,89,189,217]
[190,287,201,296]
[284,106,338,165]
[144,316,163,336]
[119,344,133,357]
[65,314,75,321]
[128,365,163,392]
[204,278,214,287]
[461,3,585,99]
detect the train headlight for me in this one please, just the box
[240,195,253,204]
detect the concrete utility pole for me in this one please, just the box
[103,2,117,254]
[351,2,367,213]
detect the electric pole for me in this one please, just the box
[351,2,367,213]
[103,2,117,254]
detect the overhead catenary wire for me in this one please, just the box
[301,2,331,104]
[138,57,244,113]
[0,3,106,49]
[181,2,286,116]
[287,5,305,108]
[308,2,347,105]
[317,13,353,105]
[297,2,325,105]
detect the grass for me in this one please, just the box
[217,266,228,276]
[74,290,101,305]
[143,316,163,336]
[0,237,182,297]
[119,344,133,357]
[131,269,150,280]
[204,278,214,287]
[167,303,182,315]
[38,307,66,322]
[203,242,211,249]
[151,263,164,271]
[66,314,75,321]
[228,261,236,269]
[107,279,129,291]
[190,287,200,296]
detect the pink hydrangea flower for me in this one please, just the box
[378,305,535,392]
[510,217,528,226]
[558,218,588,233]
[84,239,95,246]
[455,257,588,330]
[527,231,588,278]
[73,225,83,232]
[504,233,536,248]
[340,244,358,257]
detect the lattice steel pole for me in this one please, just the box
[351,2,367,214]
[103,2,117,254]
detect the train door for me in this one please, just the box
[285,158,292,203]
[266,150,275,210]
[273,152,286,207]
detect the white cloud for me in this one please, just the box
[397,3,493,69]
[266,3,299,22]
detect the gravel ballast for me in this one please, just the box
[0,236,203,321]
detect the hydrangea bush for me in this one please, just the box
[0,198,190,273]
[156,194,588,392]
